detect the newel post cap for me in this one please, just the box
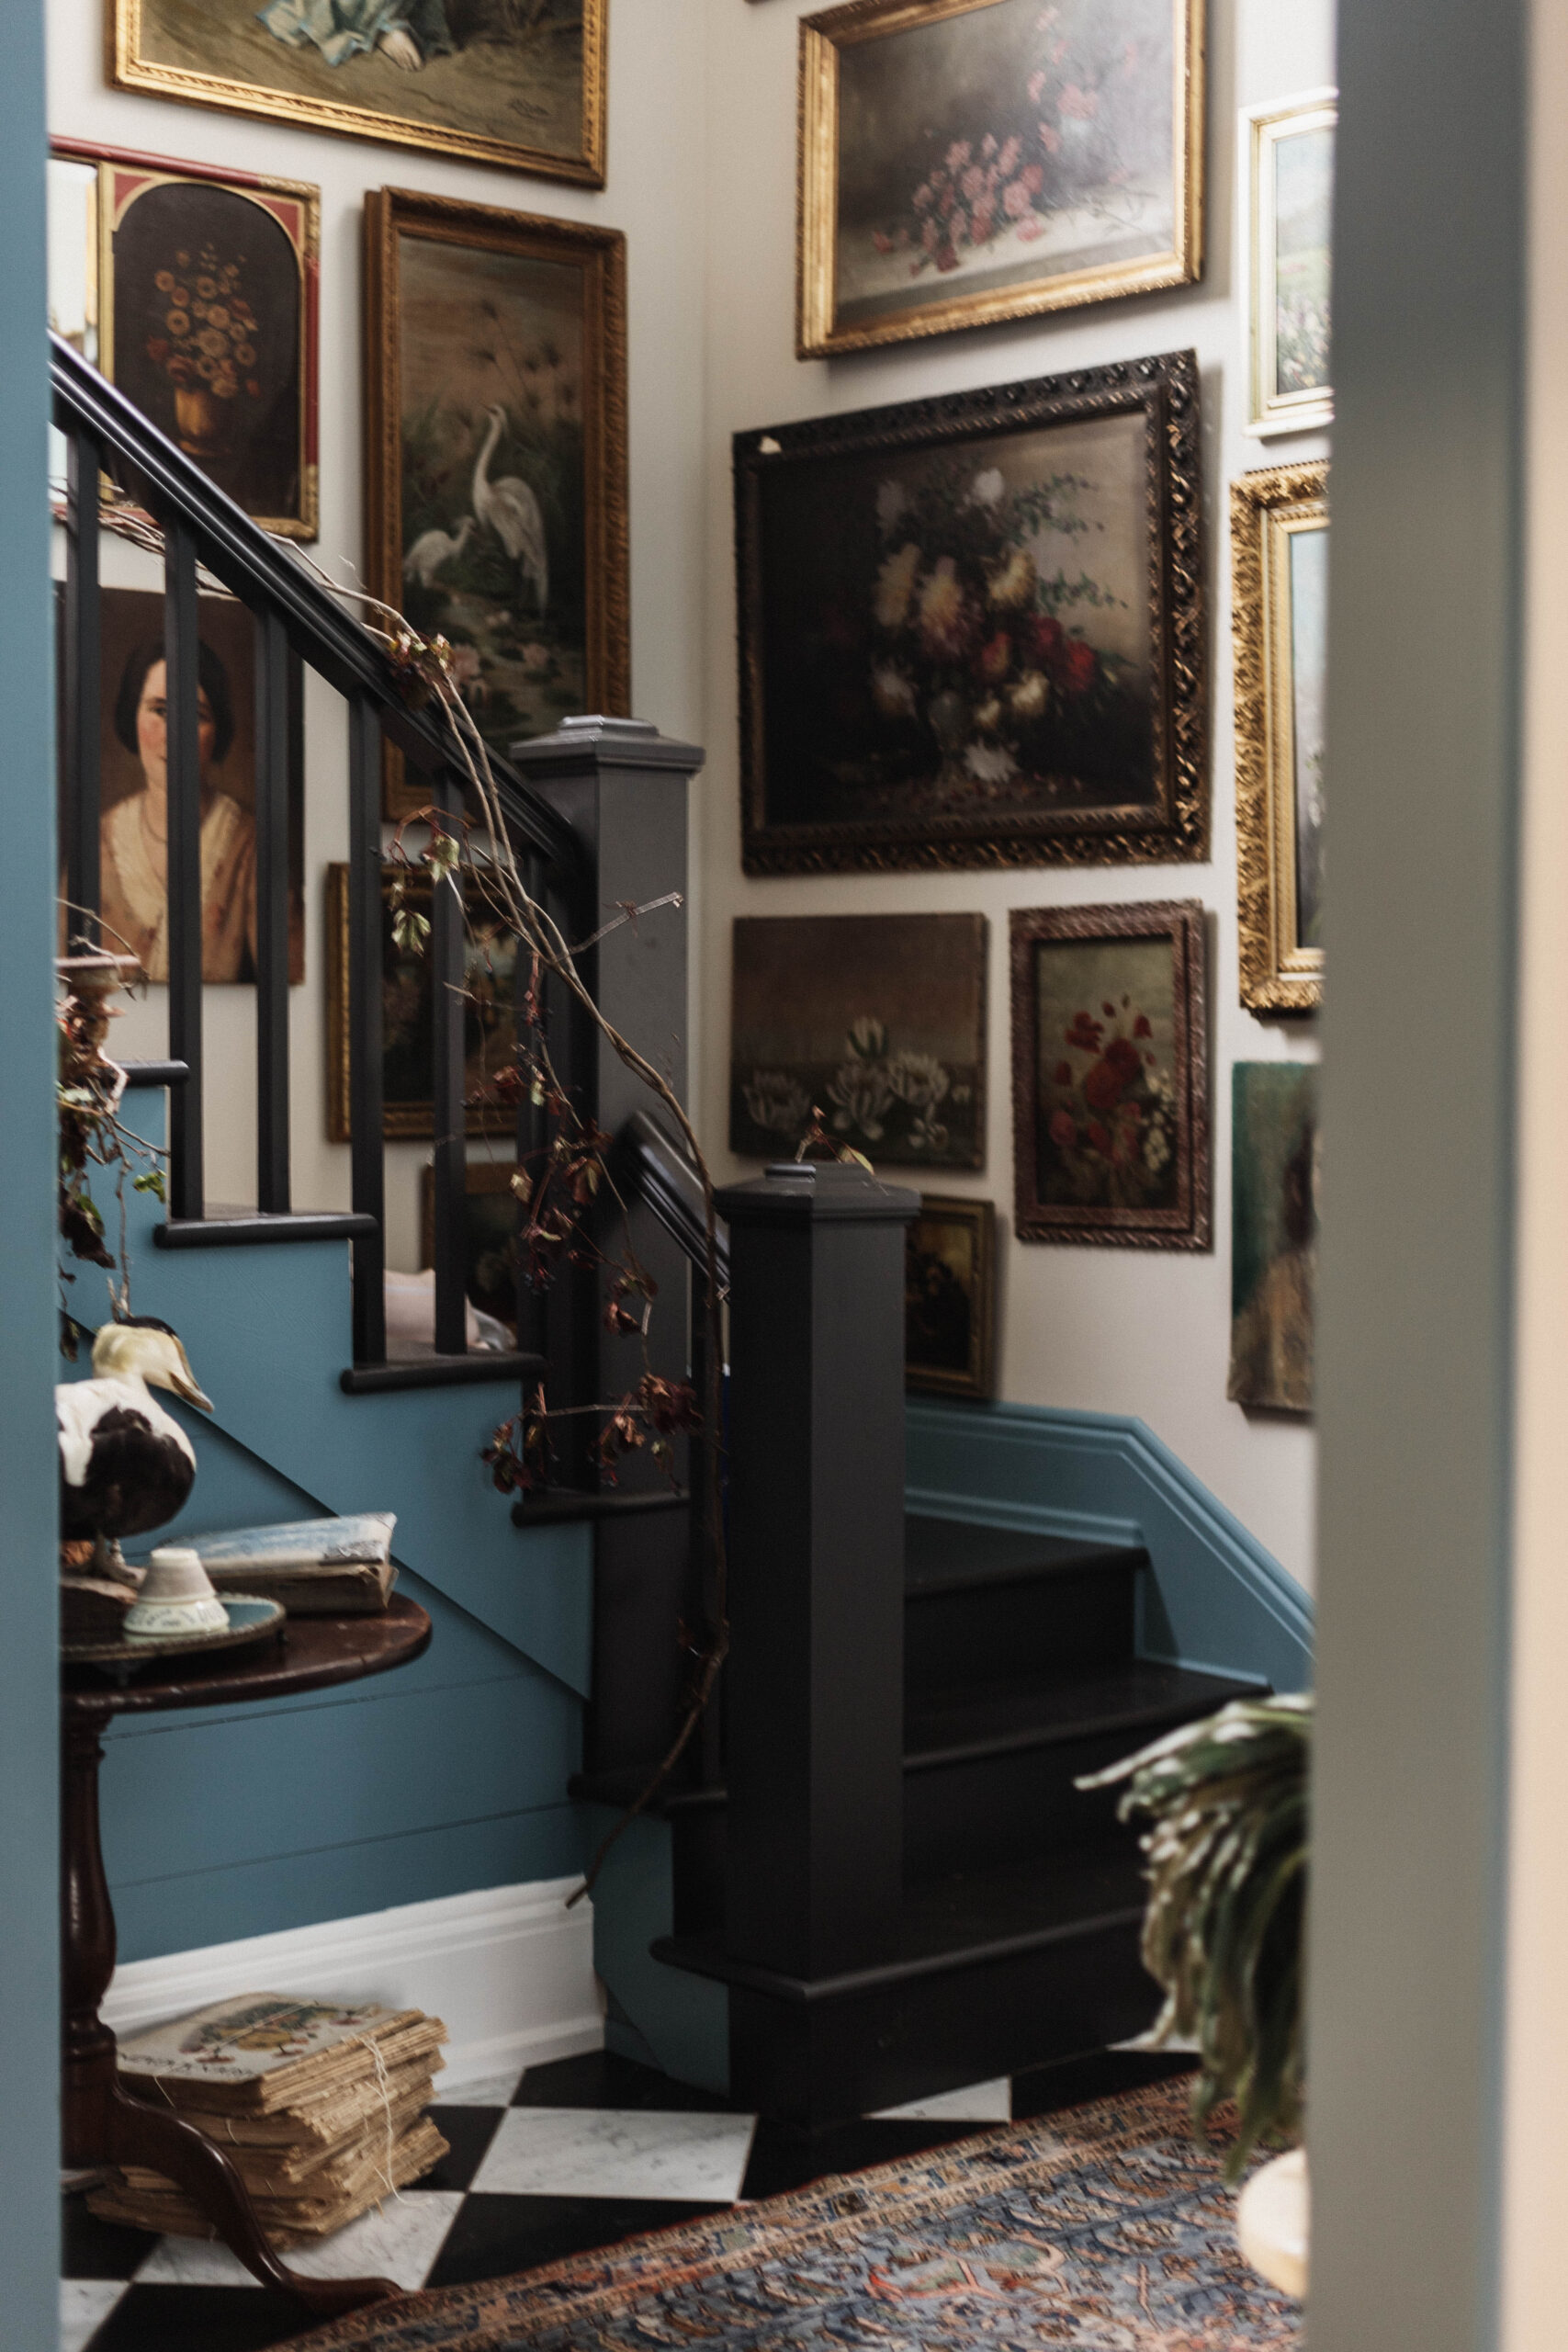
[716,1159,920,1227]
[509,714,705,777]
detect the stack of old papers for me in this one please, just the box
[184,1516,399,1615]
[88,1994,447,2245]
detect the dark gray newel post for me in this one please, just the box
[716,1159,919,1981]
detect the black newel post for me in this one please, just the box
[513,717,707,1780]
[716,1160,919,1981]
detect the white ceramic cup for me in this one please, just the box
[122,1546,229,1641]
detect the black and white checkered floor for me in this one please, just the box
[62,2044,1195,2351]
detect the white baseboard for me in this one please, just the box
[104,1878,604,2093]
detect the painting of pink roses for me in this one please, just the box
[1010,900,1209,1248]
[799,0,1202,357]
[736,353,1204,875]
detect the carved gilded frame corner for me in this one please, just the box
[1232,460,1328,1014]
[364,186,629,817]
[110,1,608,189]
[796,0,1204,360]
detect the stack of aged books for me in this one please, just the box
[187,1516,400,1615]
[88,1994,448,2245]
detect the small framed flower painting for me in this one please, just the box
[51,141,319,537]
[1244,90,1336,438]
[729,913,987,1170]
[1232,460,1327,1013]
[1010,900,1209,1249]
[797,0,1204,359]
[906,1193,997,1399]
[736,352,1204,876]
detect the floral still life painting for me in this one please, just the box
[112,0,606,187]
[1010,900,1209,1248]
[737,355,1204,876]
[798,0,1203,357]
[1229,1061,1318,1412]
[730,913,987,1169]
[366,188,627,815]
[1245,91,1336,436]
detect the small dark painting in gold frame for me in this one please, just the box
[1010,899,1210,1250]
[365,187,628,815]
[906,1193,995,1399]
[326,864,517,1142]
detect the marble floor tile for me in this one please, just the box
[871,2077,1011,2124]
[436,2064,524,2108]
[513,2051,737,2113]
[88,2284,302,2351]
[60,2278,127,2352]
[473,2107,758,2203]
[424,2190,724,2291]
[133,2189,464,2292]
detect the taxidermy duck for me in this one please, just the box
[57,1318,212,1578]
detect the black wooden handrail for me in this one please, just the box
[49,333,582,882]
[614,1111,730,1292]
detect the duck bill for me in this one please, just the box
[170,1340,214,1413]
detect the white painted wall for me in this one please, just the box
[48,0,1328,1592]
[695,0,1331,1594]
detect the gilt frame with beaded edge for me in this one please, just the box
[1244,89,1336,438]
[110,1,607,190]
[1010,900,1210,1250]
[1232,460,1327,1013]
[365,187,628,820]
[797,0,1204,361]
[737,350,1206,877]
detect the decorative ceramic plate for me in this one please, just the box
[62,1596,286,1680]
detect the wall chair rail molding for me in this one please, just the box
[102,1879,604,2093]
[905,1399,1314,1693]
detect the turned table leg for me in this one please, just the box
[62,1706,400,2317]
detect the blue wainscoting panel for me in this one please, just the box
[906,1400,1314,1693]
[582,1807,729,2096]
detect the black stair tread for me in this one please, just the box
[655,1842,1148,1996]
[905,1513,1145,1596]
[905,1660,1266,1766]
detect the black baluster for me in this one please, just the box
[164,516,204,1220]
[254,607,291,1213]
[63,425,101,952]
[431,764,467,1358]
[347,692,386,1364]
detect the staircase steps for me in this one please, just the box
[653,1512,1265,2118]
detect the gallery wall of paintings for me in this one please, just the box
[45,0,710,1272]
[702,0,1332,1598]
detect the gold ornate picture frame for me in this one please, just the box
[365,187,628,817]
[1244,89,1336,438]
[1232,460,1327,1014]
[906,1193,997,1399]
[110,2,607,189]
[797,0,1204,360]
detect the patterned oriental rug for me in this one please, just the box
[289,2074,1302,2352]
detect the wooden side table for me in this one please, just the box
[62,1597,434,2318]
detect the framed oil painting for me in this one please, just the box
[1010,900,1209,1249]
[111,1,606,188]
[1244,90,1335,437]
[737,352,1204,876]
[326,865,518,1140]
[59,585,304,985]
[730,913,987,1170]
[366,187,628,817]
[421,1159,521,1340]
[906,1193,996,1399]
[1233,460,1327,1013]
[50,141,319,537]
[798,0,1204,359]
[1229,1061,1318,1412]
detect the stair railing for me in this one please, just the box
[50,328,584,1389]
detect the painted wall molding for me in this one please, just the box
[907,1399,1314,1692]
[103,1876,604,2092]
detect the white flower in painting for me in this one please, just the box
[742,1070,812,1136]
[909,1114,950,1154]
[871,662,918,718]
[846,1016,888,1060]
[969,467,1006,509]
[964,741,1020,786]
[874,543,922,629]
[876,479,909,534]
[886,1052,951,1112]
[829,1063,895,1141]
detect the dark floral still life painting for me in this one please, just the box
[1010,901,1208,1248]
[730,913,987,1170]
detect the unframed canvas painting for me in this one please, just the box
[729,913,987,1168]
[801,0,1201,355]
[114,1,605,186]
[1228,1061,1318,1412]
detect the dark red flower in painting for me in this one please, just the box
[1086,1120,1112,1154]
[1060,639,1098,695]
[1049,1109,1077,1150]
[1065,1011,1103,1052]
[1054,1060,1073,1085]
[1134,1013,1152,1037]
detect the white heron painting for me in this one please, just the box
[386,223,592,781]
